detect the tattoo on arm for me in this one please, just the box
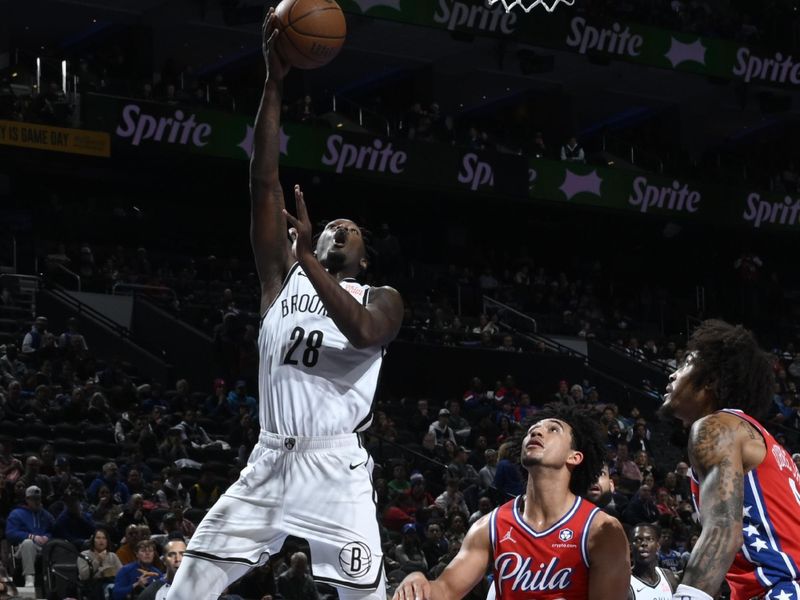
[737,421,758,441]
[682,416,744,594]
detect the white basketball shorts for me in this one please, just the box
[184,431,384,590]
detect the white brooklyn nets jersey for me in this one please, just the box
[258,263,383,436]
[629,567,673,600]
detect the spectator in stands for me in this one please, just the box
[119,448,153,483]
[447,446,480,488]
[497,334,518,352]
[657,529,682,572]
[115,524,143,566]
[58,317,88,353]
[463,378,489,415]
[394,525,428,574]
[411,399,432,433]
[53,493,95,547]
[553,380,570,403]
[78,528,124,600]
[655,487,678,518]
[673,461,691,500]
[0,344,25,384]
[628,423,653,454]
[514,393,537,422]
[138,538,186,600]
[226,380,256,419]
[613,442,643,494]
[421,521,448,569]
[277,551,318,600]
[419,432,438,465]
[125,469,146,496]
[168,502,197,539]
[20,456,53,503]
[496,375,522,406]
[176,409,219,454]
[88,462,131,504]
[0,442,22,484]
[21,315,53,358]
[560,136,585,163]
[4,381,30,421]
[204,378,232,419]
[38,444,56,477]
[434,478,469,517]
[87,392,114,425]
[189,467,220,510]
[117,494,149,532]
[405,473,434,517]
[478,449,498,492]
[90,484,124,532]
[156,468,190,507]
[447,400,471,442]
[5,485,54,587]
[445,511,468,546]
[159,427,190,462]
[388,463,411,496]
[531,131,548,158]
[468,496,493,526]
[493,441,524,499]
[112,539,163,600]
[428,409,456,446]
[51,455,85,501]
[622,484,659,526]
[585,463,628,520]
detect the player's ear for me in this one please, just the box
[359,257,368,271]
[567,450,584,467]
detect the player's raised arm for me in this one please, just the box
[283,186,404,349]
[392,515,492,600]
[678,412,744,599]
[250,8,294,313]
[587,511,630,600]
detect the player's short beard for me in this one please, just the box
[656,400,674,421]
[322,249,346,272]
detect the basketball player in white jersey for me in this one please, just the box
[629,524,678,600]
[166,8,403,600]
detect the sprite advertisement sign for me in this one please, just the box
[81,93,800,233]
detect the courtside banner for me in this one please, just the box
[82,94,800,231]
[0,120,110,157]
[338,0,798,89]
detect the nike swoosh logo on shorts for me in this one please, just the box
[350,462,365,470]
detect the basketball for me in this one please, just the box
[274,0,346,70]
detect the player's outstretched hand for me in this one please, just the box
[283,184,314,264]
[392,572,431,600]
[262,7,291,82]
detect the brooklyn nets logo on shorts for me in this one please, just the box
[339,542,372,578]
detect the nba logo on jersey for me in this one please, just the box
[558,529,573,542]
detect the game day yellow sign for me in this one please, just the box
[0,120,110,157]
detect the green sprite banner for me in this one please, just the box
[82,93,800,232]
[337,0,800,89]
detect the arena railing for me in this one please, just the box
[112,283,179,306]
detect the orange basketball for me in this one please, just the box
[274,0,346,70]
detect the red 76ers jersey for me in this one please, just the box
[690,409,800,600]
[490,495,600,599]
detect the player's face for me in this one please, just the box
[315,219,366,274]
[163,541,186,573]
[586,464,612,503]
[661,351,704,425]
[631,526,659,566]
[521,418,582,469]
